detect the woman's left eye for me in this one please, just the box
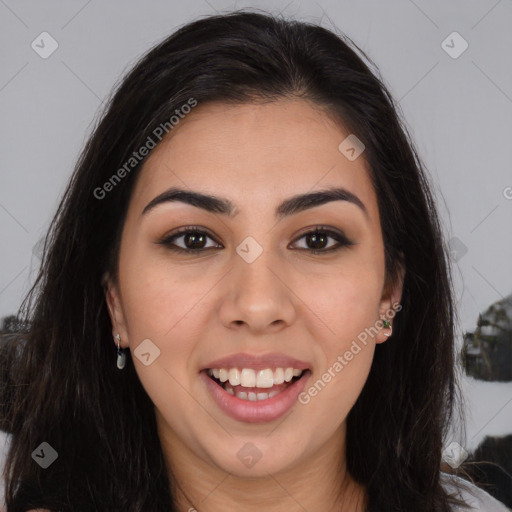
[290,227,354,254]
[158,226,353,254]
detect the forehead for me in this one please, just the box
[130,99,378,219]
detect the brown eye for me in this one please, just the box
[304,232,330,250]
[158,227,222,253]
[180,232,208,250]
[290,227,354,254]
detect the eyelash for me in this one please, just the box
[157,225,354,255]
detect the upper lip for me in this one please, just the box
[201,352,311,372]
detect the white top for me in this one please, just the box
[0,430,509,510]
[441,472,511,511]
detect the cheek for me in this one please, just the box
[301,259,384,338]
[299,344,374,432]
[297,253,383,408]
[119,245,205,339]
[118,258,203,436]
[117,256,205,400]
[298,268,379,422]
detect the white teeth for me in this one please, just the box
[228,368,241,386]
[208,366,305,388]
[222,383,287,401]
[235,389,276,401]
[256,369,274,388]
[240,368,256,387]
[273,367,285,384]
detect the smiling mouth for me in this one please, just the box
[205,367,309,401]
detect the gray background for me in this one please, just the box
[0,0,511,452]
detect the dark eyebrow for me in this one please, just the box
[141,186,368,219]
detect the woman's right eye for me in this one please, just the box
[158,227,222,253]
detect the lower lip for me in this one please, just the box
[200,370,310,423]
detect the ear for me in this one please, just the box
[102,271,129,349]
[375,262,404,344]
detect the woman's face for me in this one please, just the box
[106,98,401,478]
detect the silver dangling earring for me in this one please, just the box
[115,333,126,370]
[382,320,393,337]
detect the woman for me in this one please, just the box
[1,10,509,512]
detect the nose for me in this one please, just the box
[218,248,297,334]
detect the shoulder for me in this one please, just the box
[441,472,511,511]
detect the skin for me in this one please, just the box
[105,98,403,512]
